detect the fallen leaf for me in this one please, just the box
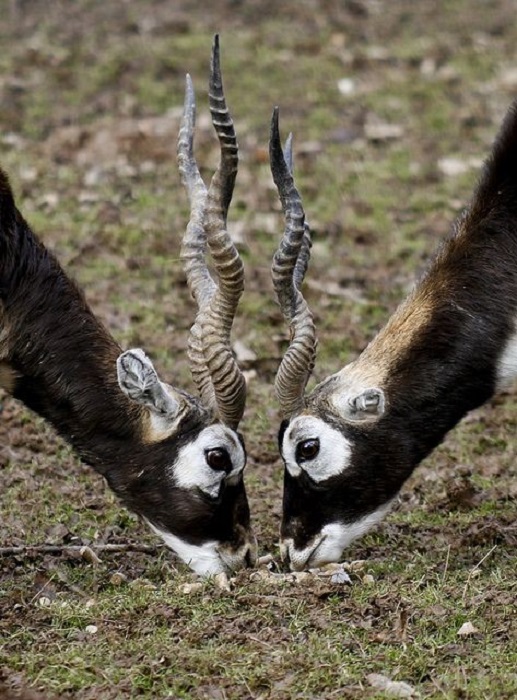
[457,621,480,637]
[181,582,203,595]
[330,570,352,585]
[367,673,418,698]
[214,572,231,592]
[293,571,311,583]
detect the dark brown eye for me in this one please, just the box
[205,448,232,473]
[296,438,320,462]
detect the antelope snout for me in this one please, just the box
[279,535,326,571]
[218,531,258,572]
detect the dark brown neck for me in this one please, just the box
[372,213,517,463]
[3,210,144,473]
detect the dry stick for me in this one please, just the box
[0,543,161,557]
[441,543,451,586]
[461,544,497,601]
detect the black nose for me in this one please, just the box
[244,548,254,567]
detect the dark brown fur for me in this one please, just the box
[0,169,251,551]
[0,169,145,463]
[281,101,517,550]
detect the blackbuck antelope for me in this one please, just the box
[0,37,256,576]
[270,101,517,570]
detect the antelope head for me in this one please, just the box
[269,110,403,570]
[115,37,255,576]
[270,97,517,570]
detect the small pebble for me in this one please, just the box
[214,572,231,592]
[249,570,269,583]
[80,546,102,566]
[110,572,127,586]
[85,625,98,635]
[337,78,356,96]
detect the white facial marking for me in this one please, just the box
[282,416,352,481]
[172,425,245,498]
[284,501,394,571]
[147,522,253,577]
[147,523,225,576]
[496,327,517,391]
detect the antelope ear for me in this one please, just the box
[117,348,181,418]
[333,387,385,423]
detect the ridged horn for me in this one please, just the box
[201,34,246,430]
[270,107,317,419]
[177,73,218,414]
[177,35,246,430]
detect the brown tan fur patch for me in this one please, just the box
[0,361,19,393]
[341,288,436,389]
[140,395,190,444]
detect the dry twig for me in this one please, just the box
[0,542,161,558]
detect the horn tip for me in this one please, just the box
[210,33,222,89]
[271,107,280,138]
[182,75,196,122]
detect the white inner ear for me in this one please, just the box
[172,425,246,498]
[117,348,181,417]
[332,386,385,423]
[282,416,353,481]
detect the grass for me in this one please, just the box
[1,1,517,698]
[3,541,515,698]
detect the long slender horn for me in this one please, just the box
[270,107,317,419]
[201,34,246,430]
[177,73,218,413]
[282,134,313,296]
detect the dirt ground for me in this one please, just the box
[0,1,516,698]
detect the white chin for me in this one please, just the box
[284,530,346,572]
[147,522,227,576]
[284,503,394,571]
